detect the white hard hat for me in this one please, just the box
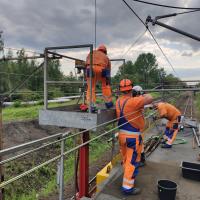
[132,85,143,91]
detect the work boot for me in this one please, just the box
[161,143,172,148]
[161,139,167,144]
[138,152,145,167]
[138,162,145,167]
[91,106,97,113]
[122,187,141,195]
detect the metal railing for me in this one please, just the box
[0,109,156,200]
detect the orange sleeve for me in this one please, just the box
[130,96,145,110]
[158,104,167,118]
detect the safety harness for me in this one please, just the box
[118,98,140,132]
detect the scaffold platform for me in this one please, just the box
[39,104,116,129]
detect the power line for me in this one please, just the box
[132,0,200,10]
[3,47,42,55]
[121,0,179,76]
[112,28,147,69]
[120,28,147,58]
[177,9,200,15]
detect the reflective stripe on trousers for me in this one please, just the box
[118,131,142,190]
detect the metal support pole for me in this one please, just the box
[0,102,4,200]
[89,46,93,113]
[59,133,65,200]
[79,131,89,198]
[44,49,48,109]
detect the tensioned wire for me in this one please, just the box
[0,110,156,188]
[0,105,157,164]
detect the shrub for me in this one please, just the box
[13,100,22,108]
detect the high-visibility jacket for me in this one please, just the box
[157,103,181,121]
[86,50,111,69]
[116,96,145,132]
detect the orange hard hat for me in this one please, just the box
[120,79,133,92]
[98,44,107,54]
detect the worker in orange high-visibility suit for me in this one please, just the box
[154,102,181,148]
[116,79,153,195]
[85,44,113,111]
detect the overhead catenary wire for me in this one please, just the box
[112,28,147,69]
[121,0,179,77]
[132,0,200,10]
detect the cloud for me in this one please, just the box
[0,0,200,79]
[181,52,193,57]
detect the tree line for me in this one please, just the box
[0,50,182,102]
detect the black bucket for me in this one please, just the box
[158,180,177,200]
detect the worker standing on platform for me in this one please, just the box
[132,85,146,167]
[83,44,113,111]
[116,79,153,195]
[153,102,181,148]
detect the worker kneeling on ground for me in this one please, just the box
[84,44,113,111]
[116,79,153,195]
[153,102,181,148]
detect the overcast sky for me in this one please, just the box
[0,0,200,79]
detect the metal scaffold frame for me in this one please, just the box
[43,44,93,112]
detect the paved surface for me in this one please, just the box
[95,126,200,200]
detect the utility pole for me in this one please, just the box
[0,31,4,200]
[0,100,4,200]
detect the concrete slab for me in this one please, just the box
[95,127,200,200]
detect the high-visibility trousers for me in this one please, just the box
[86,66,112,105]
[118,131,142,191]
[165,118,179,145]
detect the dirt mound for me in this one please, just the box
[3,120,68,148]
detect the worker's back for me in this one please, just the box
[116,96,145,131]
[158,103,181,121]
[86,50,110,69]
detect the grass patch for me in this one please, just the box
[2,100,77,122]
[5,134,111,200]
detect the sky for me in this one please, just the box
[0,0,200,80]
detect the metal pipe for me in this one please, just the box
[44,49,48,109]
[0,112,155,189]
[59,133,66,200]
[0,132,64,157]
[154,20,200,42]
[0,102,4,200]
[46,81,85,84]
[143,88,200,92]
[47,51,84,62]
[46,44,93,51]
[0,108,148,157]
[0,55,44,61]
[89,45,93,113]
[192,128,200,147]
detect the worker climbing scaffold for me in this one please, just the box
[80,44,113,112]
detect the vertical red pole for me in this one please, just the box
[79,130,89,198]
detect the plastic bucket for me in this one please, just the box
[158,180,177,200]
